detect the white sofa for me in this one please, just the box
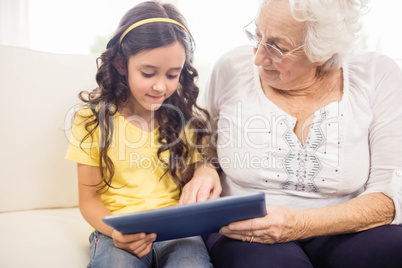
[0,44,212,268]
[0,45,98,267]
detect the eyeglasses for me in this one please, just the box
[243,20,304,63]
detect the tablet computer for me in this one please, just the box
[102,191,266,241]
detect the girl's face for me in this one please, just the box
[125,41,186,116]
[254,0,320,91]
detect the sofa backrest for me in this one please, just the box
[0,45,98,212]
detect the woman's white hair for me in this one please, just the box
[259,0,370,72]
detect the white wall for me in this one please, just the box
[1,0,401,64]
[0,0,30,47]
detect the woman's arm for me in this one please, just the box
[300,192,394,237]
[77,163,156,257]
[220,192,394,244]
[179,125,222,204]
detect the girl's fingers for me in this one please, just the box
[113,231,146,244]
[196,182,212,202]
[179,182,199,204]
[135,241,154,258]
[132,235,155,256]
[113,232,157,257]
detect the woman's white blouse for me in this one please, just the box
[204,45,402,224]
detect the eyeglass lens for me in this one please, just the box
[244,27,283,62]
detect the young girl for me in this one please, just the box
[66,1,220,267]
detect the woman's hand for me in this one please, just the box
[220,193,395,244]
[219,206,308,244]
[179,162,221,204]
[112,230,157,258]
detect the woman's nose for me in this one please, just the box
[254,45,272,66]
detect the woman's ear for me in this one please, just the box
[113,53,127,75]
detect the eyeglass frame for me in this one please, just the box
[243,20,304,63]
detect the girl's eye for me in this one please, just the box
[142,72,154,78]
[167,74,179,79]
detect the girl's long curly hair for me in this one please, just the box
[78,1,211,193]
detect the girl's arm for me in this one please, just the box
[77,163,156,257]
[77,164,113,236]
[220,192,394,244]
[179,161,221,204]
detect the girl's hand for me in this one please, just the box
[219,206,308,244]
[112,230,157,258]
[179,163,221,204]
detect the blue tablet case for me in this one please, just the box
[102,191,267,241]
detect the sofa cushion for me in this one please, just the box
[0,208,90,267]
[0,45,98,212]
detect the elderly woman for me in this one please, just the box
[183,0,402,267]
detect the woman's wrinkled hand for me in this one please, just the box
[219,206,308,244]
[112,230,157,258]
[179,163,221,204]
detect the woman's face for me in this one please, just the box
[125,41,186,116]
[254,0,320,90]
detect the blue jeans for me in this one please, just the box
[88,231,212,268]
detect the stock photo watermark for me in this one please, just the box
[64,101,341,168]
